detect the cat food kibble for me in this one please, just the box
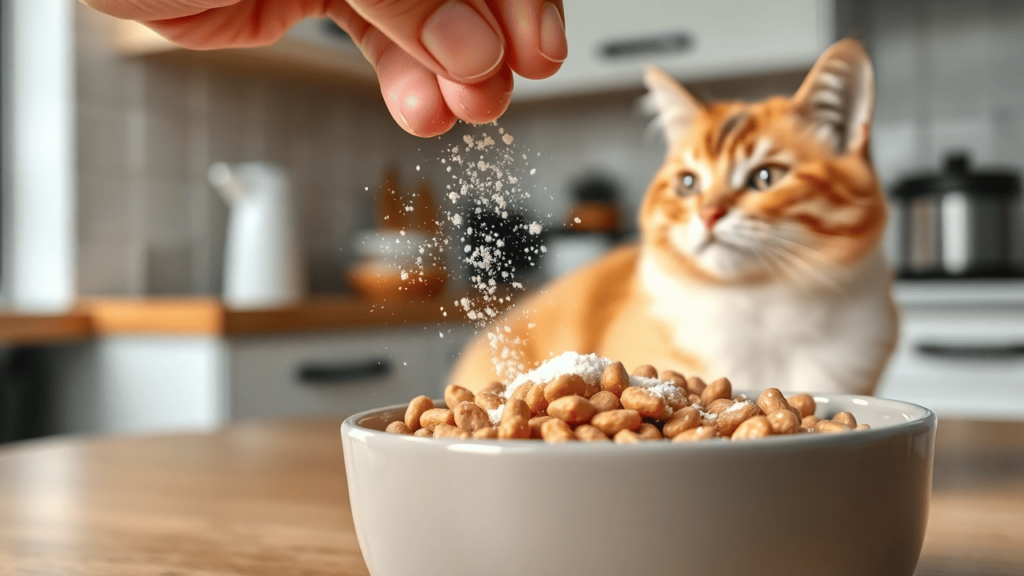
[383,352,871,443]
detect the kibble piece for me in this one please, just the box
[832,412,857,428]
[526,384,550,415]
[544,373,587,402]
[528,415,553,439]
[600,362,630,396]
[757,388,790,416]
[767,409,800,435]
[475,391,503,411]
[498,416,530,439]
[787,405,804,423]
[541,418,576,443]
[445,384,475,410]
[413,427,433,437]
[732,416,773,440]
[405,395,434,431]
[433,424,470,439]
[665,390,690,412]
[686,376,707,396]
[855,424,871,431]
[480,381,505,395]
[574,424,611,442]
[662,406,700,438]
[715,401,758,437]
[814,420,851,434]
[620,387,667,419]
[589,390,621,413]
[385,421,413,435]
[420,408,455,429]
[705,398,734,415]
[662,370,687,390]
[614,429,642,444]
[547,395,598,426]
[672,426,717,442]
[502,398,529,422]
[473,427,498,439]
[788,394,816,419]
[701,377,732,405]
[509,383,532,402]
[590,409,643,436]
[632,364,658,379]
[454,402,490,432]
[638,422,663,440]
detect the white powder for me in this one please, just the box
[369,124,546,381]
[725,400,753,413]
[487,404,505,425]
[503,352,687,416]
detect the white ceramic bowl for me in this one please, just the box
[341,393,936,576]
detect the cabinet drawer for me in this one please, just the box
[228,330,442,420]
[878,308,1024,418]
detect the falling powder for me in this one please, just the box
[378,124,547,381]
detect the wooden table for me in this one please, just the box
[1,419,1022,575]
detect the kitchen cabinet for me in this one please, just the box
[229,329,467,421]
[112,17,376,86]
[40,298,477,435]
[878,281,1024,419]
[514,0,834,100]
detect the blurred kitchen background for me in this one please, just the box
[2,0,1023,442]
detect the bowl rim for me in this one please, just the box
[341,392,937,454]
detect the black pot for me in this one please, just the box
[892,154,1021,278]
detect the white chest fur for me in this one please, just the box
[639,251,897,394]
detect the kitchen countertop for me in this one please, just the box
[0,310,93,345]
[0,296,467,345]
[0,419,1021,575]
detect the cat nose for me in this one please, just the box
[699,206,727,229]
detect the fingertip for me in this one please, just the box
[438,65,514,125]
[377,46,458,137]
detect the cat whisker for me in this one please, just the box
[768,245,847,294]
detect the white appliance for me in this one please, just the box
[208,162,303,309]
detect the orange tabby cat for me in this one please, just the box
[450,39,898,395]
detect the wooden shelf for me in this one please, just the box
[84,296,464,336]
[112,20,378,87]
[0,311,93,345]
[0,296,466,345]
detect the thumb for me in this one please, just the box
[345,0,506,84]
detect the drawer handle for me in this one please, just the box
[916,343,1024,359]
[600,32,694,59]
[297,359,392,385]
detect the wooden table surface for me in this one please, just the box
[2,419,1022,576]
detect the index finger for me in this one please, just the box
[80,0,241,21]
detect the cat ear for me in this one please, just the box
[643,66,704,147]
[793,38,875,155]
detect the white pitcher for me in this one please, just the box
[209,162,303,309]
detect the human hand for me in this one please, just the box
[82,0,567,137]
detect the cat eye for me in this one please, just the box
[676,171,700,196]
[747,165,788,191]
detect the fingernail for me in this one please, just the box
[538,2,567,63]
[422,2,504,82]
